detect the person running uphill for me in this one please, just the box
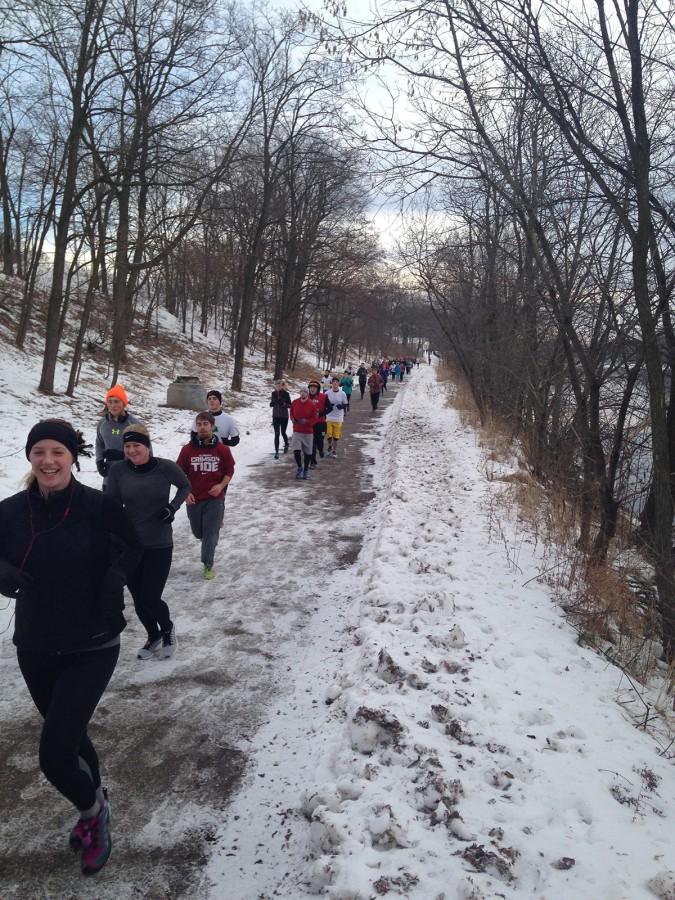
[270,379,291,458]
[95,384,141,486]
[308,380,327,468]
[324,377,348,458]
[190,390,240,447]
[106,425,190,660]
[368,367,384,411]
[356,364,368,400]
[0,419,140,876]
[177,412,235,580]
[340,371,354,411]
[290,386,317,479]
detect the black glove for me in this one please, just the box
[158,506,175,523]
[0,560,33,598]
[96,460,108,477]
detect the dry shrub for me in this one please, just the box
[497,470,539,487]
[480,419,518,465]
[441,362,662,677]
[501,472,662,678]
[565,562,648,645]
[438,362,481,428]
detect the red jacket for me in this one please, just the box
[309,390,328,424]
[176,440,235,502]
[368,372,384,394]
[290,397,318,434]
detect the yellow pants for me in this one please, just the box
[326,421,343,439]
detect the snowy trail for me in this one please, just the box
[206,366,675,899]
[0,364,399,899]
[1,363,674,899]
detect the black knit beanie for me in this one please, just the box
[206,390,222,403]
[25,420,81,462]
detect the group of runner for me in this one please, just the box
[270,360,414,480]
[0,384,243,877]
[0,358,415,879]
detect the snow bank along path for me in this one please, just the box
[207,365,675,899]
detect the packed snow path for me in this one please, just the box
[1,365,674,900]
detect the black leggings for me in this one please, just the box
[294,449,312,470]
[370,392,380,410]
[17,645,119,811]
[312,422,326,462]
[272,417,289,451]
[127,546,173,639]
[359,380,366,399]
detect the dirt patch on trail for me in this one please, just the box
[0,669,248,900]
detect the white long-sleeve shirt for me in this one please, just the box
[190,410,239,445]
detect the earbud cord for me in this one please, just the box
[19,480,75,572]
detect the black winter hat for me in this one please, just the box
[206,390,222,403]
[25,420,84,466]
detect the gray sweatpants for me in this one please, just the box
[186,497,224,568]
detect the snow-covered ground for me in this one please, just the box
[203,367,675,900]
[1,286,674,898]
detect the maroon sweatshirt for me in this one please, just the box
[176,440,235,502]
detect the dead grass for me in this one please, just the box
[438,363,481,428]
[442,360,666,684]
[480,420,518,465]
[290,359,325,386]
[565,561,653,644]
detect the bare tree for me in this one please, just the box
[7,0,110,393]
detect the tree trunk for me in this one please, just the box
[38,0,103,393]
[0,133,13,276]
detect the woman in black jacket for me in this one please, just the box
[0,420,140,877]
[270,379,292,458]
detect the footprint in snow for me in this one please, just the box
[543,726,588,754]
[521,707,556,727]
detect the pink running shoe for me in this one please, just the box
[69,817,87,852]
[69,788,108,851]
[78,798,112,875]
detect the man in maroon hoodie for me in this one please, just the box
[176,412,235,579]
[290,386,317,480]
[368,367,385,412]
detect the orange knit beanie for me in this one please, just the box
[105,384,129,406]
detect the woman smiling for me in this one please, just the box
[0,419,140,877]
